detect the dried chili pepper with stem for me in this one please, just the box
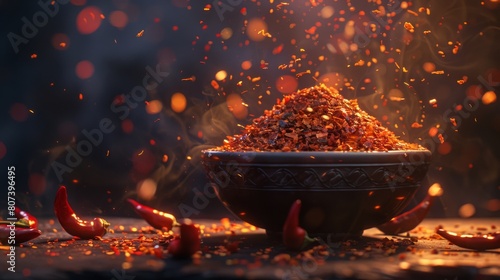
[15,207,38,228]
[0,225,41,245]
[377,183,443,235]
[127,198,178,230]
[283,199,316,250]
[54,186,110,239]
[436,227,500,251]
[167,219,201,258]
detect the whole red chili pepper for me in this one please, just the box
[167,219,201,258]
[15,207,38,229]
[127,198,177,230]
[283,200,315,251]
[54,186,110,239]
[377,183,442,235]
[436,227,500,251]
[0,224,41,245]
[0,219,30,228]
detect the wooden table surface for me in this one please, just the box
[1,217,499,280]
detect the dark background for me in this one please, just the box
[0,0,499,220]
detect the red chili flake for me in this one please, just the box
[211,80,220,90]
[438,134,445,144]
[305,26,317,35]
[411,122,423,128]
[272,44,284,55]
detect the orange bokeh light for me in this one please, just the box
[422,62,436,73]
[146,100,163,114]
[0,142,6,160]
[109,10,128,28]
[241,60,252,70]
[10,103,29,122]
[171,92,187,113]
[28,173,47,196]
[215,70,228,81]
[482,91,497,105]
[226,93,248,120]
[466,85,483,100]
[438,142,452,155]
[75,60,94,79]
[246,18,268,42]
[458,203,476,218]
[76,6,103,34]
[318,72,345,88]
[122,119,134,134]
[136,178,157,201]
[275,75,298,94]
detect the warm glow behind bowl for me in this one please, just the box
[201,150,431,238]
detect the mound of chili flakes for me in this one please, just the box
[220,85,424,152]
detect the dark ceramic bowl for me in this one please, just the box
[201,150,431,238]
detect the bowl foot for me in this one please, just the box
[266,229,364,243]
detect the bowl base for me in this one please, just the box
[266,229,364,243]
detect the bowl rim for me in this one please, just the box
[201,149,431,164]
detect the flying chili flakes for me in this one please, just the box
[309,0,319,7]
[257,30,272,38]
[411,122,423,128]
[272,44,284,55]
[276,2,290,10]
[457,76,468,84]
[136,30,145,37]
[404,22,415,33]
[431,70,445,75]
